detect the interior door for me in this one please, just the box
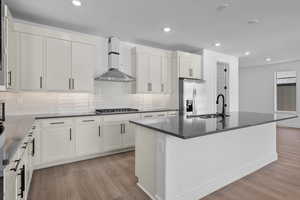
[102,122,123,151]
[46,37,71,91]
[149,54,162,93]
[71,42,95,92]
[76,119,103,156]
[41,126,75,163]
[20,33,44,90]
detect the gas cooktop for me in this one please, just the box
[95,108,139,114]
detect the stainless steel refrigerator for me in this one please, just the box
[179,78,208,115]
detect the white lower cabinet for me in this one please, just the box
[75,118,103,156]
[102,121,123,151]
[103,114,139,151]
[41,122,75,164]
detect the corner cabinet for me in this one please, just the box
[176,51,202,79]
[132,46,172,94]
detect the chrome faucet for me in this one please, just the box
[216,94,226,117]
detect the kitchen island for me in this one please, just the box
[130,112,297,200]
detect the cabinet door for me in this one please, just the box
[122,122,135,148]
[20,33,44,90]
[76,120,103,156]
[102,122,123,152]
[41,126,75,163]
[4,163,18,200]
[161,55,171,93]
[192,54,202,79]
[179,54,192,78]
[46,38,71,91]
[71,42,95,92]
[136,52,150,93]
[149,54,162,93]
[5,11,17,89]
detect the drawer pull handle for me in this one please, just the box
[144,115,153,118]
[158,114,165,117]
[82,119,95,122]
[50,122,65,125]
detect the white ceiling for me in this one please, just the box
[6,0,300,67]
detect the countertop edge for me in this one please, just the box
[35,109,179,120]
[129,115,298,139]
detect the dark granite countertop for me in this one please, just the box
[130,112,298,139]
[35,108,178,119]
[1,115,36,165]
[1,108,178,165]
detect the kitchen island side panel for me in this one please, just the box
[164,122,277,200]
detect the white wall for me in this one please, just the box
[239,60,300,128]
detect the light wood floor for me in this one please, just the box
[28,127,300,200]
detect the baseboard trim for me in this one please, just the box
[34,147,134,170]
[137,182,156,200]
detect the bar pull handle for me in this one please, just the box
[144,115,153,118]
[8,71,12,86]
[69,128,72,141]
[40,76,43,89]
[98,125,101,137]
[120,124,123,134]
[72,78,75,90]
[32,138,35,156]
[123,124,126,133]
[82,119,95,122]
[161,84,164,92]
[69,78,71,90]
[50,122,65,125]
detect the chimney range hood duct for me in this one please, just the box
[95,37,135,82]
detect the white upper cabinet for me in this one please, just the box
[132,46,171,94]
[20,33,44,90]
[46,38,72,91]
[5,6,17,90]
[71,42,95,92]
[14,22,97,92]
[177,51,202,79]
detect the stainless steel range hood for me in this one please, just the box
[95,37,135,82]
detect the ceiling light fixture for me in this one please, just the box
[248,19,260,24]
[163,27,171,33]
[265,58,272,62]
[72,0,82,7]
[214,42,221,47]
[244,51,251,56]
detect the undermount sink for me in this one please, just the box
[187,113,230,119]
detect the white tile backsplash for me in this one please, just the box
[0,90,172,115]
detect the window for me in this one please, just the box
[275,71,297,112]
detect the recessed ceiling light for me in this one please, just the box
[248,19,260,24]
[244,51,251,56]
[163,27,171,33]
[265,58,271,62]
[214,42,221,47]
[216,3,230,11]
[72,0,82,7]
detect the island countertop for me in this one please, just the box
[130,112,297,139]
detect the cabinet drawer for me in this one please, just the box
[103,114,139,122]
[75,116,102,125]
[40,118,73,128]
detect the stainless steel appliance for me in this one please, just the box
[96,108,139,114]
[179,78,206,115]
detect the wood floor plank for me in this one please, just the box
[28,127,300,200]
